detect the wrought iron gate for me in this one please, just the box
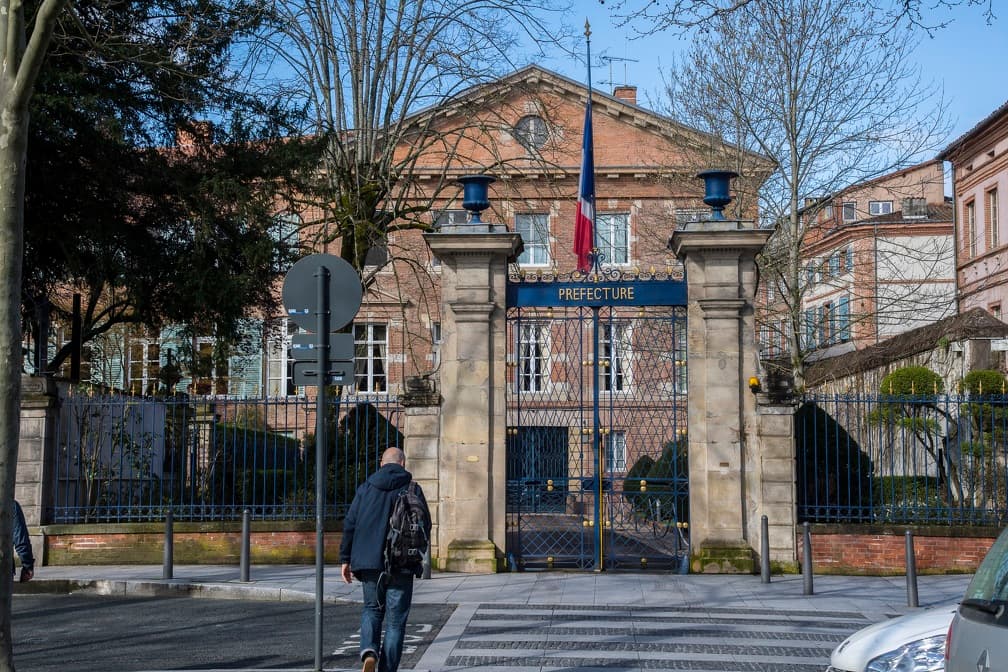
[505,275,689,570]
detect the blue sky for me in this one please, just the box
[536,4,1007,147]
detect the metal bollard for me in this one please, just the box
[240,509,251,582]
[802,522,813,595]
[905,530,919,607]
[760,514,771,583]
[421,548,431,579]
[163,510,174,580]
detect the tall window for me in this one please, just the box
[354,323,388,393]
[194,337,228,395]
[516,213,550,266]
[842,201,856,222]
[266,319,299,397]
[989,189,1000,249]
[605,431,627,472]
[674,327,687,392]
[127,337,160,395]
[596,213,629,265]
[600,322,631,392]
[869,200,893,216]
[967,200,977,257]
[517,323,550,392]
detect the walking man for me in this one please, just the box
[12,500,34,582]
[340,447,430,672]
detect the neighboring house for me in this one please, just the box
[938,99,1008,320]
[759,161,954,358]
[44,65,770,404]
[803,307,1008,394]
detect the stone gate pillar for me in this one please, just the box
[669,177,770,573]
[423,183,521,572]
[19,376,60,533]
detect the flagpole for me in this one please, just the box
[584,20,599,270]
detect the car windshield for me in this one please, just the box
[964,527,1008,603]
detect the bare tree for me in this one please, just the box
[654,0,949,389]
[606,0,996,33]
[257,0,571,278]
[0,1,70,668]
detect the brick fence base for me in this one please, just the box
[800,524,999,575]
[40,522,343,565]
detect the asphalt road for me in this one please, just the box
[11,594,455,671]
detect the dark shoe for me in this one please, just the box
[361,654,376,672]
[19,567,32,583]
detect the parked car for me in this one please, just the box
[945,525,1008,672]
[827,603,955,672]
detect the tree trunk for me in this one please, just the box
[0,103,30,672]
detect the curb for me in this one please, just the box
[14,579,346,604]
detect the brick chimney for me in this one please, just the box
[613,85,637,105]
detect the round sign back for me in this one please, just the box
[282,254,363,333]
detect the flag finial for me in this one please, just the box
[584,19,591,39]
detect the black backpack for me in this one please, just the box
[384,481,429,575]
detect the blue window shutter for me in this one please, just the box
[228,320,264,397]
[845,246,854,272]
[804,308,815,349]
[839,296,851,341]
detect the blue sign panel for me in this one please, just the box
[506,278,687,308]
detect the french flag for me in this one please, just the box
[573,96,595,273]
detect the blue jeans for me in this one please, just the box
[358,569,414,672]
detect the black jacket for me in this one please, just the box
[339,463,430,574]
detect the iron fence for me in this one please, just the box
[52,390,404,523]
[798,393,1008,526]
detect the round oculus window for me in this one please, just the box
[514,115,549,150]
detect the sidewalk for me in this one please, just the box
[17,565,974,671]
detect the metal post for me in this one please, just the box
[314,265,330,672]
[240,508,251,583]
[421,549,431,580]
[163,510,173,580]
[905,530,919,607]
[802,522,813,595]
[760,514,771,583]
[592,306,604,571]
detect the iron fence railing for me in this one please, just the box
[52,391,404,523]
[798,393,1008,526]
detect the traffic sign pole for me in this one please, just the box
[314,265,329,672]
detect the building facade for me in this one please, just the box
[939,99,1008,320]
[760,161,954,358]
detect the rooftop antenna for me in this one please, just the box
[599,54,639,88]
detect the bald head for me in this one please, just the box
[381,447,406,466]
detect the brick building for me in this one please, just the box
[938,99,1008,319]
[759,160,954,357]
[46,65,768,403]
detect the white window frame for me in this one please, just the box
[354,323,388,394]
[842,201,856,222]
[596,212,630,266]
[127,336,160,396]
[600,322,632,392]
[868,200,893,216]
[605,431,627,472]
[516,213,550,266]
[516,322,550,393]
[266,319,300,397]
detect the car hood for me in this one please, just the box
[830,603,957,671]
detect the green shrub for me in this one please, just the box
[879,366,943,396]
[961,369,1007,396]
[795,402,872,522]
[872,476,944,523]
[622,439,688,524]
